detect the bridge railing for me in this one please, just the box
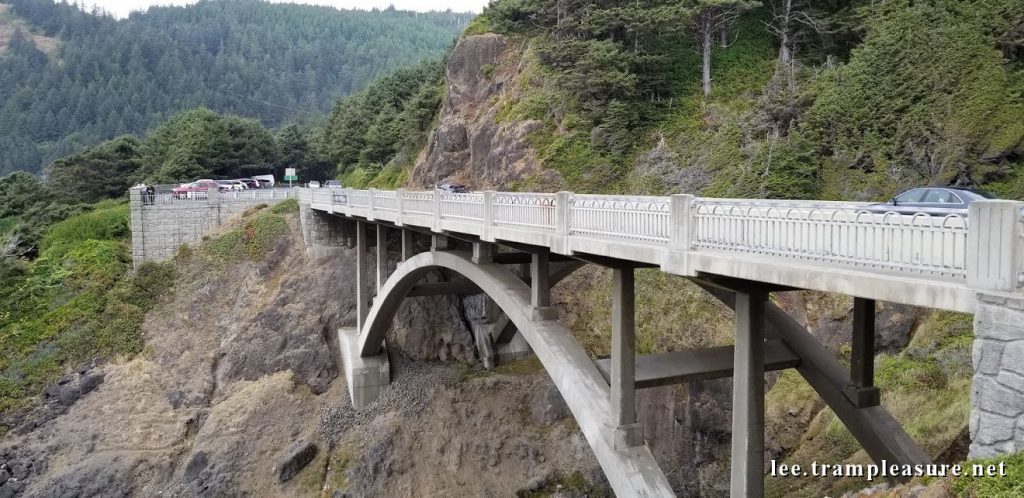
[493,192,556,231]
[570,194,672,245]
[302,187,1024,297]
[440,192,485,222]
[691,202,969,279]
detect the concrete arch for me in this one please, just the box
[353,250,674,496]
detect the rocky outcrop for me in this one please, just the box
[410,34,543,189]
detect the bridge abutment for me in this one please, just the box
[970,293,1024,458]
[299,203,348,259]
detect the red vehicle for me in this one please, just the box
[172,179,220,199]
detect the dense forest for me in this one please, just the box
[0,0,472,175]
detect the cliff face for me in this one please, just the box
[410,34,545,189]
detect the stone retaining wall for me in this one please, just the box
[970,292,1024,458]
[129,187,292,265]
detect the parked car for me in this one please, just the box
[325,180,342,188]
[863,187,998,216]
[437,182,469,194]
[217,180,246,191]
[255,178,273,188]
[172,180,220,199]
[238,178,260,189]
[308,181,321,188]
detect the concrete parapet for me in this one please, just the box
[970,292,1024,458]
[337,327,390,409]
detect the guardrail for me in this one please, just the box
[136,187,297,206]
[301,188,1024,302]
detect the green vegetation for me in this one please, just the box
[765,310,975,497]
[201,209,291,263]
[953,452,1024,497]
[0,0,472,175]
[0,202,174,422]
[324,60,445,186]
[520,470,611,497]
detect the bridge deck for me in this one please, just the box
[300,188,1024,313]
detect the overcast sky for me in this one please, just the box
[87,1,490,18]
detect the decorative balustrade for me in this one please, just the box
[401,190,435,217]
[492,192,557,231]
[570,195,671,245]
[439,192,485,222]
[372,190,398,213]
[298,187,1024,300]
[691,203,969,279]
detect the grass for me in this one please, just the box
[765,308,975,497]
[202,210,290,263]
[0,202,175,423]
[953,452,1024,497]
[564,268,733,357]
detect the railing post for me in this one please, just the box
[396,188,405,226]
[345,187,354,217]
[432,189,441,232]
[368,188,376,220]
[663,194,694,275]
[553,191,571,255]
[967,200,1024,292]
[482,190,495,242]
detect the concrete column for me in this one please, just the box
[376,224,386,294]
[472,242,495,264]
[553,191,571,254]
[970,293,1024,458]
[530,249,556,320]
[401,229,415,261]
[967,200,1024,292]
[665,194,694,275]
[395,188,405,226]
[482,190,495,242]
[356,220,370,331]
[731,290,766,498]
[432,234,452,251]
[610,266,642,449]
[845,298,880,407]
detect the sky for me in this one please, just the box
[86,0,490,18]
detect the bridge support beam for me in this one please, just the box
[432,234,453,251]
[401,228,415,261]
[356,220,370,331]
[610,266,643,449]
[376,225,387,294]
[731,290,766,498]
[531,249,556,321]
[472,242,495,264]
[844,298,880,407]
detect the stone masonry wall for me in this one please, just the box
[970,292,1024,458]
[130,188,292,266]
[299,202,350,259]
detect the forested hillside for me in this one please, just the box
[0,0,472,175]
[338,0,1022,202]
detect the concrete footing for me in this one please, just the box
[338,327,389,409]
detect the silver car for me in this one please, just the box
[864,187,998,216]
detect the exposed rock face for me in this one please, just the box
[410,34,543,189]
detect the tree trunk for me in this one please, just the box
[702,17,713,98]
[777,0,793,64]
[776,0,795,90]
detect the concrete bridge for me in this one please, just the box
[293,187,1024,496]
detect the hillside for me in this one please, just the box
[0,0,472,175]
